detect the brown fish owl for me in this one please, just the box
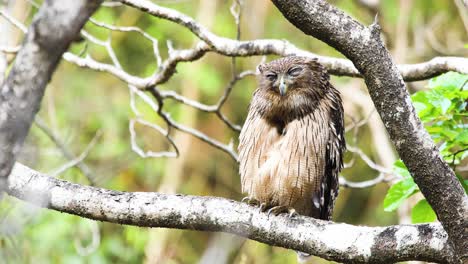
[238,56,345,220]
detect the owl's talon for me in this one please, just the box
[241,196,251,203]
[259,203,268,212]
[242,197,259,206]
[267,205,287,216]
[288,208,297,218]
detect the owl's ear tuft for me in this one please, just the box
[257,64,265,74]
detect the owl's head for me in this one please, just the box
[257,56,329,98]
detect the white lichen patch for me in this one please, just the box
[0,109,7,123]
[352,27,372,44]
[428,224,447,251]
[320,224,372,258]
[429,234,446,252]
[49,187,73,209]
[395,226,419,250]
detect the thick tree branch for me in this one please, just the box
[270,0,468,262]
[7,163,455,263]
[0,0,102,191]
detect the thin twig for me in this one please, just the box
[48,129,102,178]
[34,117,100,185]
[0,10,27,33]
[339,173,393,188]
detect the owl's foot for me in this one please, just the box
[267,206,297,218]
[241,196,260,206]
[259,202,269,212]
[287,208,297,218]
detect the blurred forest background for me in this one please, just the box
[1,0,467,263]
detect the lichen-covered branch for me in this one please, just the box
[0,0,102,191]
[117,0,468,81]
[270,0,468,262]
[7,163,456,263]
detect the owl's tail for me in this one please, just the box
[296,251,312,263]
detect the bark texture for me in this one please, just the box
[7,163,456,263]
[271,0,468,262]
[0,0,102,191]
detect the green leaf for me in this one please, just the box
[411,199,437,223]
[454,130,468,145]
[412,101,428,115]
[428,72,468,90]
[383,177,418,212]
[424,90,451,114]
[436,97,452,114]
[392,160,411,178]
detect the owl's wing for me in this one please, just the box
[320,96,345,220]
[238,108,279,195]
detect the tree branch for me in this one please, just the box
[117,0,468,82]
[34,117,99,185]
[6,163,456,263]
[270,0,468,262]
[0,0,102,191]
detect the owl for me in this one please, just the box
[238,56,345,220]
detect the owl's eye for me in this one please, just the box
[287,67,303,77]
[265,73,277,82]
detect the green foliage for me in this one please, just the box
[415,72,468,164]
[383,178,418,212]
[411,199,437,224]
[383,72,468,223]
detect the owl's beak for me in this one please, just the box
[279,75,287,96]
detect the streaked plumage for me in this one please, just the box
[238,56,345,220]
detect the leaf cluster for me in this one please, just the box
[384,72,468,223]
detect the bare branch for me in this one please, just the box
[150,88,239,161]
[117,0,468,81]
[48,130,101,178]
[6,163,456,263]
[347,145,393,174]
[74,220,100,256]
[3,2,468,84]
[339,173,387,188]
[0,45,20,54]
[0,10,27,33]
[160,70,255,132]
[34,117,99,185]
[129,118,178,158]
[399,57,468,81]
[102,1,123,8]
[340,145,398,189]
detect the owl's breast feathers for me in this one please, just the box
[239,89,345,220]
